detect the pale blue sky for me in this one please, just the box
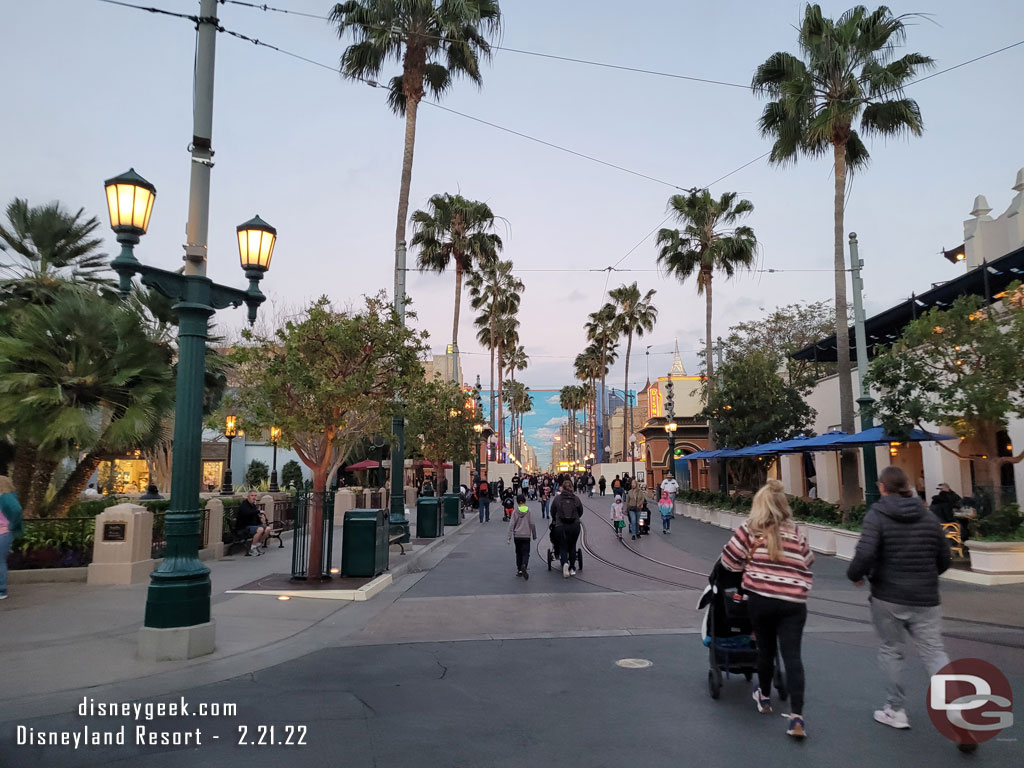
[3,1,1023,459]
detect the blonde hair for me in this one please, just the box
[747,479,793,562]
[0,475,14,495]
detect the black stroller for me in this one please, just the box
[546,522,583,571]
[697,559,787,701]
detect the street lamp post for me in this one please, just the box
[221,415,237,495]
[268,426,281,492]
[665,378,677,480]
[105,169,274,657]
[850,233,880,505]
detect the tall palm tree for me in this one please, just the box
[575,347,603,460]
[608,283,658,462]
[752,3,932,506]
[468,258,522,430]
[492,313,520,459]
[585,304,619,461]
[411,193,502,353]
[656,189,757,485]
[330,1,502,282]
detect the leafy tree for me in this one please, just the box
[752,4,933,506]
[868,293,1024,489]
[219,293,426,577]
[468,258,522,433]
[281,459,304,490]
[705,351,815,489]
[245,459,269,487]
[330,0,502,269]
[412,193,503,350]
[406,378,478,493]
[608,283,658,461]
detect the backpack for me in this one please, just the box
[554,494,579,524]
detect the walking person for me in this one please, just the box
[550,479,583,578]
[721,479,814,739]
[599,475,606,496]
[610,475,621,495]
[660,473,679,504]
[507,494,537,579]
[625,481,645,540]
[477,478,491,523]
[0,475,24,600]
[847,465,952,732]
[658,489,673,533]
[587,473,595,498]
[610,494,626,539]
[540,483,552,519]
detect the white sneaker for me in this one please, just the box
[250,547,262,556]
[563,563,570,578]
[570,568,577,576]
[874,706,910,729]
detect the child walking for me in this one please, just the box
[508,494,537,579]
[658,490,673,533]
[610,495,626,539]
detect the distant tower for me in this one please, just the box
[670,339,686,376]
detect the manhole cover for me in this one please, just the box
[615,658,653,669]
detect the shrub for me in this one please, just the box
[976,503,1023,540]
[245,459,269,487]
[281,460,303,489]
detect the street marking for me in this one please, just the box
[616,658,653,668]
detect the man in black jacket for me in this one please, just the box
[848,466,951,730]
[550,480,583,578]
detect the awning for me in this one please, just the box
[831,426,957,446]
[345,459,381,471]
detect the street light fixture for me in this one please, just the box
[221,415,237,495]
[268,426,281,492]
[105,168,274,646]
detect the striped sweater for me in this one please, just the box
[721,523,814,603]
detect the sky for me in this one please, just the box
[3,1,1023,462]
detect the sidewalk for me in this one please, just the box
[0,506,477,722]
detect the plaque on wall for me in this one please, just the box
[103,522,127,542]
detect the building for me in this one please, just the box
[422,345,463,385]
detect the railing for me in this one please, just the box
[290,491,335,580]
[151,508,210,560]
[9,517,96,569]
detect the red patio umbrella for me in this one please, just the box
[346,459,381,471]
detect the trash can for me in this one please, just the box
[416,497,443,538]
[341,508,388,578]
[442,493,461,526]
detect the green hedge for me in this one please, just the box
[677,488,847,526]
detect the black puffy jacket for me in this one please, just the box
[847,494,951,607]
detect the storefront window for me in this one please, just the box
[202,461,223,493]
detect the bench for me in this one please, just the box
[389,532,405,555]
[225,529,255,556]
[265,519,287,548]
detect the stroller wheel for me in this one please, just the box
[707,669,721,700]
[547,549,553,571]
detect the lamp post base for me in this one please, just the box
[138,620,216,661]
[269,472,279,493]
[220,469,234,496]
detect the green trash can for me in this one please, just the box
[442,493,461,526]
[416,497,443,538]
[341,508,389,578]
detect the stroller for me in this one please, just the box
[697,559,787,701]
[502,491,515,522]
[546,521,583,571]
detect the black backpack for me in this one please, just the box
[555,494,578,524]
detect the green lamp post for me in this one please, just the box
[105,169,275,646]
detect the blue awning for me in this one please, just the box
[831,426,957,446]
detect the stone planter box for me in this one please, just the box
[968,541,1024,575]
[833,528,860,560]
[805,523,836,555]
[679,503,699,519]
[704,508,719,526]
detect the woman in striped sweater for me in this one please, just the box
[721,479,814,739]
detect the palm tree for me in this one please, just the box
[585,305,619,461]
[656,189,757,485]
[752,3,932,506]
[468,258,522,430]
[575,347,603,460]
[608,283,658,462]
[330,1,502,278]
[492,313,520,459]
[411,193,503,353]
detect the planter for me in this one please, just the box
[805,523,836,555]
[833,528,861,560]
[679,503,698,519]
[967,541,1024,575]
[704,508,719,526]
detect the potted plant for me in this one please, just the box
[968,505,1024,578]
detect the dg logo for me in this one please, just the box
[928,658,1014,746]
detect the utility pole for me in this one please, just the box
[850,233,879,505]
[628,391,636,480]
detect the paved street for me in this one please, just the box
[2,499,1022,767]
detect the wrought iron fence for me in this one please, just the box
[10,517,96,569]
[151,508,210,560]
[290,491,335,580]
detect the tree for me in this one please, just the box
[752,3,933,506]
[575,347,603,459]
[705,351,815,488]
[492,312,520,459]
[559,385,586,463]
[412,193,503,351]
[221,293,426,577]
[0,285,174,517]
[468,258,522,432]
[245,459,269,487]
[330,1,502,270]
[585,304,619,458]
[608,283,658,461]
[868,293,1024,490]
[502,378,531,460]
[405,378,478,493]
[281,460,304,490]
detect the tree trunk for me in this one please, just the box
[307,466,328,580]
[496,353,504,459]
[833,141,860,511]
[49,453,103,518]
[705,270,720,492]
[622,331,633,462]
[452,259,463,351]
[11,442,36,513]
[28,456,58,518]
[600,364,608,462]
[489,318,497,431]
[395,95,420,251]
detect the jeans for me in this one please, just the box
[513,538,531,571]
[627,508,639,537]
[869,596,950,711]
[0,531,12,595]
[557,521,580,566]
[661,514,672,532]
[588,487,593,497]
[747,592,808,715]
[541,500,550,519]
[478,499,490,522]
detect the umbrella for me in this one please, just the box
[345,459,381,471]
[831,426,957,446]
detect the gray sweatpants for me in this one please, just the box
[869,596,950,711]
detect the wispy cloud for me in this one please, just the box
[546,394,560,405]
[544,416,567,427]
